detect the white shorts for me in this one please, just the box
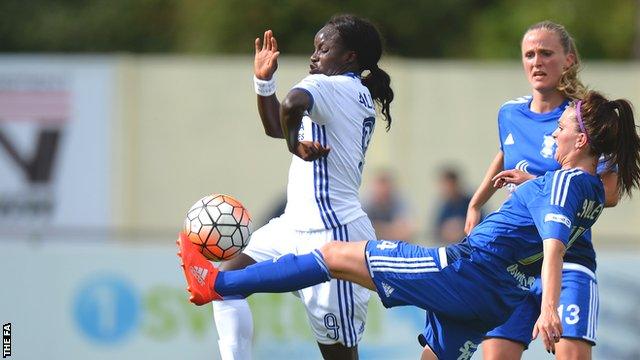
[243,215,374,347]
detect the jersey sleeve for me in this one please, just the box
[292,74,334,125]
[527,172,585,245]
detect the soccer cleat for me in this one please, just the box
[176,232,223,305]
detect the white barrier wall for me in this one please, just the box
[0,241,424,359]
[1,241,638,359]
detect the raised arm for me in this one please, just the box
[465,151,504,234]
[533,238,564,354]
[254,30,283,138]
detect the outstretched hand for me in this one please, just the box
[532,307,563,354]
[294,141,330,161]
[492,169,535,188]
[254,30,280,80]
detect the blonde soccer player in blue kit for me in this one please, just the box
[465,21,619,359]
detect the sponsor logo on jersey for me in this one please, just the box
[544,213,572,228]
[504,133,515,145]
[376,241,398,250]
[506,264,536,289]
[540,135,556,158]
[457,340,479,360]
[381,282,395,297]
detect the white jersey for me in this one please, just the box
[281,73,377,231]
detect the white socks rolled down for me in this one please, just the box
[213,299,254,360]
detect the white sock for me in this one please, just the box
[213,299,254,360]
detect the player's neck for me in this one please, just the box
[530,90,565,113]
[561,154,597,175]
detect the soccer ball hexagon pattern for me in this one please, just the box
[183,194,252,261]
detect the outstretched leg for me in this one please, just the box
[177,233,374,304]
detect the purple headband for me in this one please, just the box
[575,100,590,143]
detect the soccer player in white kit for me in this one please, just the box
[212,14,394,360]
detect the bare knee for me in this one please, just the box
[555,339,592,360]
[319,241,368,271]
[482,338,524,360]
[319,241,345,272]
[318,241,372,289]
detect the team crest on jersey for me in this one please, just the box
[540,135,556,158]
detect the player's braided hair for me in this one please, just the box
[578,91,640,198]
[525,21,588,101]
[328,14,394,131]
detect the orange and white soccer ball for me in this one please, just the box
[183,194,252,261]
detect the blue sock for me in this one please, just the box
[215,250,331,297]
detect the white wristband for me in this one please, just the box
[253,75,276,96]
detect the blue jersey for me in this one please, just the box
[497,96,602,272]
[468,169,604,289]
[365,168,604,359]
[498,96,568,174]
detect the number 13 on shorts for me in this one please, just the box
[557,304,580,325]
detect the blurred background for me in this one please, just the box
[1,1,639,359]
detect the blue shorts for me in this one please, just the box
[365,240,527,359]
[485,263,599,347]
